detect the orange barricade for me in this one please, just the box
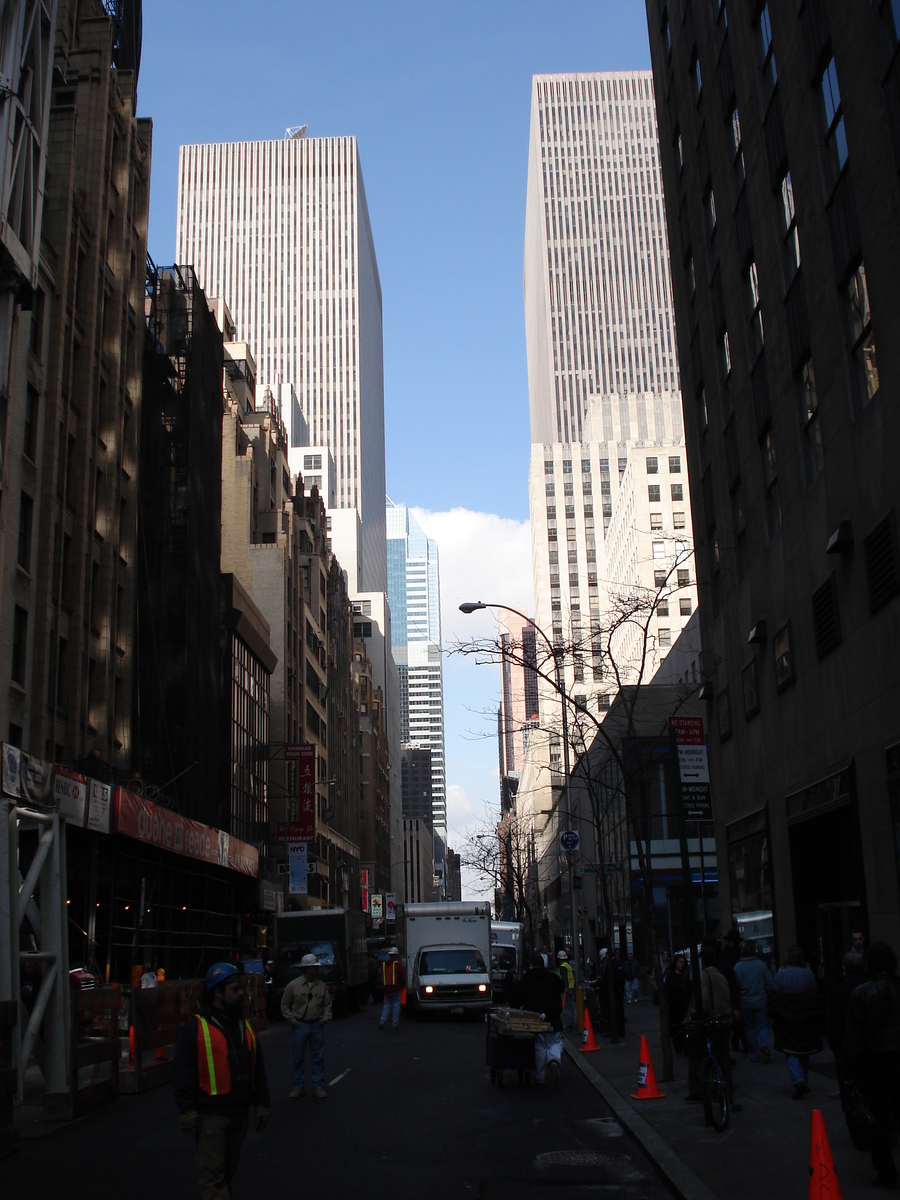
[49,985,123,1120]
[122,981,195,1094]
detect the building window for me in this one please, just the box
[647,457,659,474]
[11,605,27,684]
[17,492,33,572]
[659,628,671,647]
[651,513,663,530]
[820,55,849,182]
[669,456,681,473]
[581,459,591,474]
[303,453,322,470]
[658,600,669,617]
[730,106,745,195]
[654,569,667,587]
[680,597,693,617]
[562,459,572,474]
[847,262,879,410]
[677,569,690,587]
[718,687,732,740]
[544,459,554,474]
[773,621,795,691]
[23,385,38,461]
[811,574,842,657]
[652,540,665,560]
[671,483,684,501]
[797,358,823,485]
[742,659,760,719]
[720,330,732,382]
[648,484,661,503]
[745,261,765,359]
[673,511,686,529]
[353,621,373,638]
[760,431,781,541]
[545,480,555,496]
[598,694,611,712]
[778,170,801,287]
[756,3,777,102]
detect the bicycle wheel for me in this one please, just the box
[700,1057,729,1131]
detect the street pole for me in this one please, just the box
[697,820,708,939]
[554,647,579,991]
[669,722,702,1015]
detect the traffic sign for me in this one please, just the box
[560,830,579,852]
[668,715,713,821]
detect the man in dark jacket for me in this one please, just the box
[174,963,270,1200]
[519,953,566,1084]
[768,945,824,1100]
[844,941,900,1189]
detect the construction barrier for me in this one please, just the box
[0,1000,18,1158]
[121,981,194,1094]
[45,986,123,1120]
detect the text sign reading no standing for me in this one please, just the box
[668,716,713,822]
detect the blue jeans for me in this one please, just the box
[786,1054,809,1087]
[562,992,576,1029]
[292,1022,325,1089]
[742,1003,770,1060]
[380,992,401,1027]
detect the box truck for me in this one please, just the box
[404,901,492,1016]
[273,908,368,1015]
[490,921,525,1000]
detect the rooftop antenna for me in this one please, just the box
[285,124,308,140]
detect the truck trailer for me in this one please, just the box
[273,908,368,1015]
[404,901,492,1017]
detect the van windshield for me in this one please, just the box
[419,949,486,975]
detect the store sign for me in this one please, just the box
[53,765,87,828]
[116,788,259,878]
[289,743,317,843]
[371,893,383,921]
[385,892,396,922]
[1,743,52,803]
[669,716,713,821]
[87,780,113,834]
[259,880,278,911]
[288,843,308,895]
[361,869,369,914]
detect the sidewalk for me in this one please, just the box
[566,997,876,1199]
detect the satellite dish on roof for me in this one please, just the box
[286,125,308,140]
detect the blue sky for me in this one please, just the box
[138,1,654,886]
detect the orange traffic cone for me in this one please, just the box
[808,1109,843,1199]
[580,1006,600,1053]
[630,1035,666,1099]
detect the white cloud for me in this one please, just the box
[404,506,533,900]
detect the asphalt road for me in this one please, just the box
[2,1002,675,1200]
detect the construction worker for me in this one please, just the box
[173,963,269,1200]
[557,951,575,1029]
[281,952,332,1098]
[378,947,406,1030]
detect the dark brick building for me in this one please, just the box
[646,0,900,972]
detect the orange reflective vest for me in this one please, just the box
[380,959,403,990]
[196,1016,258,1096]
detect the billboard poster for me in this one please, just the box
[2,743,52,803]
[288,843,308,895]
[385,892,396,922]
[289,743,317,843]
[116,787,259,877]
[371,893,383,921]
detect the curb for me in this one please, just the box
[564,1040,720,1200]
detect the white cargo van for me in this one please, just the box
[405,901,492,1016]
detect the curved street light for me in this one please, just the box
[459,600,579,989]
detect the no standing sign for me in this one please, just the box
[668,716,713,821]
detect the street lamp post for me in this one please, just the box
[460,600,579,989]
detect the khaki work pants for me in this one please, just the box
[195,1111,249,1200]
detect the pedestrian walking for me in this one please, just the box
[519,952,565,1085]
[140,962,158,989]
[844,941,900,1189]
[623,951,641,1004]
[173,963,270,1200]
[686,942,740,1111]
[767,945,825,1099]
[720,931,748,1053]
[378,946,405,1030]
[733,941,773,1063]
[557,951,575,1029]
[281,953,332,1099]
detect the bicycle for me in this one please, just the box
[685,1017,730,1131]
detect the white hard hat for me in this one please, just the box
[557,951,567,961]
[300,954,319,968]
[388,947,399,956]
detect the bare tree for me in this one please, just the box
[458,801,537,936]
[453,543,713,1080]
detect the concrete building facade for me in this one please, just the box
[646,0,900,971]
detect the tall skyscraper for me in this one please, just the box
[386,503,447,872]
[646,0,900,964]
[176,132,386,592]
[524,71,680,446]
